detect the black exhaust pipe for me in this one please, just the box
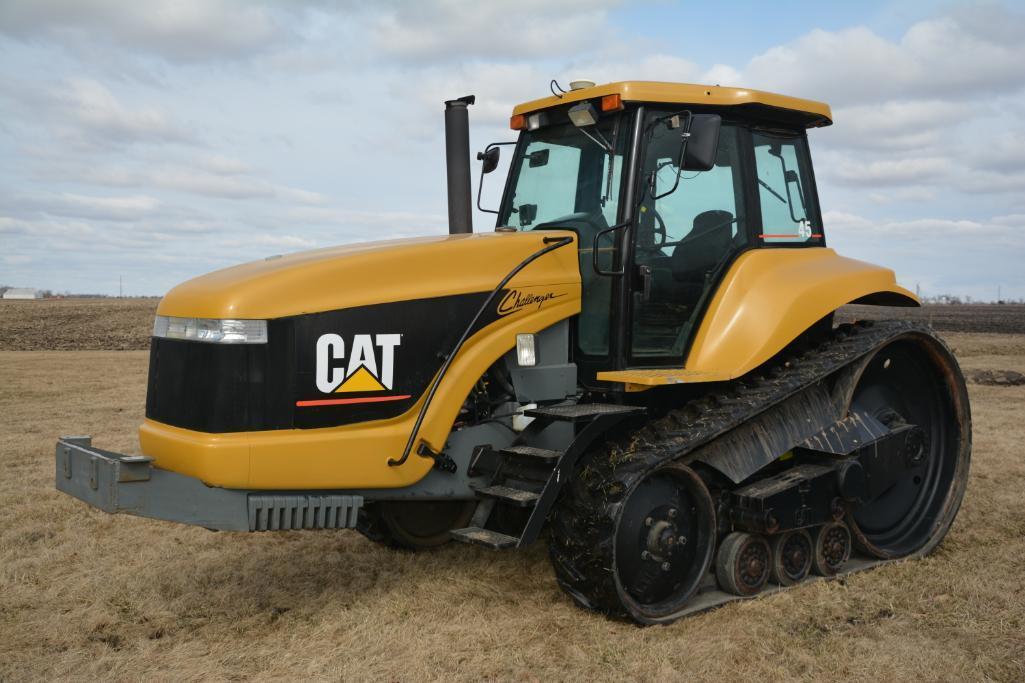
[444,95,475,235]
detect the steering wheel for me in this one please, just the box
[651,208,667,248]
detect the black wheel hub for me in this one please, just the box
[737,542,769,589]
[820,525,849,571]
[780,534,810,580]
[613,464,715,616]
[847,339,965,557]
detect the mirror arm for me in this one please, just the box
[650,112,694,201]
[476,141,517,214]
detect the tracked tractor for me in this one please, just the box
[56,81,971,624]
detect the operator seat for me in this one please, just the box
[670,209,735,302]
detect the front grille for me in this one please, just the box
[247,494,363,531]
[145,318,295,433]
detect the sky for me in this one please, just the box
[1,0,1023,300]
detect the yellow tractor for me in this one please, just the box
[56,81,971,624]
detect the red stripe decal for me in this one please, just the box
[296,395,412,407]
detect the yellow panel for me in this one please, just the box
[512,82,832,127]
[141,231,582,490]
[598,248,916,387]
[157,231,581,319]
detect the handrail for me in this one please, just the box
[388,235,575,467]
[592,220,631,276]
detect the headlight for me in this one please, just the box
[152,315,268,344]
[516,333,536,366]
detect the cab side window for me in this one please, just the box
[752,133,822,243]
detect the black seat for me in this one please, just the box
[671,210,734,284]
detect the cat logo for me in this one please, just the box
[298,333,409,407]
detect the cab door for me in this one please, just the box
[627,117,751,365]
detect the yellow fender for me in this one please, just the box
[599,248,917,388]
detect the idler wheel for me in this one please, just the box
[716,532,771,596]
[610,463,717,622]
[770,529,813,586]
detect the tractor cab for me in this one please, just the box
[483,82,831,384]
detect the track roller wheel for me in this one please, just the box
[811,522,851,576]
[769,529,813,586]
[715,532,771,596]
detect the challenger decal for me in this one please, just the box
[297,333,410,407]
[497,289,565,316]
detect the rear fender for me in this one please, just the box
[685,248,917,381]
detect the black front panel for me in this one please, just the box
[146,318,295,433]
[145,292,502,433]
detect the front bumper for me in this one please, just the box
[55,436,362,531]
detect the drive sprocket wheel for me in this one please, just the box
[356,500,476,550]
[769,529,813,586]
[841,333,972,559]
[811,522,851,576]
[716,532,771,596]
[549,458,716,624]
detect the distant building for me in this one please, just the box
[2,288,40,300]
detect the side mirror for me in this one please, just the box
[681,114,722,171]
[477,146,500,174]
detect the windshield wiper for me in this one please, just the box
[758,178,787,204]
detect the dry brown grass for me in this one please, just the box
[2,339,1025,680]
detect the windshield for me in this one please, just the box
[498,115,625,231]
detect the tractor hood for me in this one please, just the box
[157,231,581,320]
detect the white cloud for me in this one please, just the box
[829,157,952,186]
[0,0,286,62]
[369,0,620,61]
[1,1,1024,299]
[0,192,160,222]
[740,6,1025,105]
[826,100,965,150]
[59,79,194,145]
[197,154,253,176]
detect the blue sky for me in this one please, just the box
[1,0,1023,300]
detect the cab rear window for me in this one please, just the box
[752,132,823,244]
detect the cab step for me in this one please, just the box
[523,403,645,423]
[497,445,562,462]
[450,526,519,549]
[476,485,539,507]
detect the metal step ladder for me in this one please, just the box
[449,402,644,550]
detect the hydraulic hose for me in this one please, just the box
[388,235,574,467]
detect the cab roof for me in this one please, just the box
[512,81,833,129]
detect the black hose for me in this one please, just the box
[389,236,574,466]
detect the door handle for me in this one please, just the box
[638,265,653,302]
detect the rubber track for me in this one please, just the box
[549,320,927,618]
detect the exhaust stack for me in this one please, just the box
[444,95,475,235]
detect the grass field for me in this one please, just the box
[1,301,1024,680]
